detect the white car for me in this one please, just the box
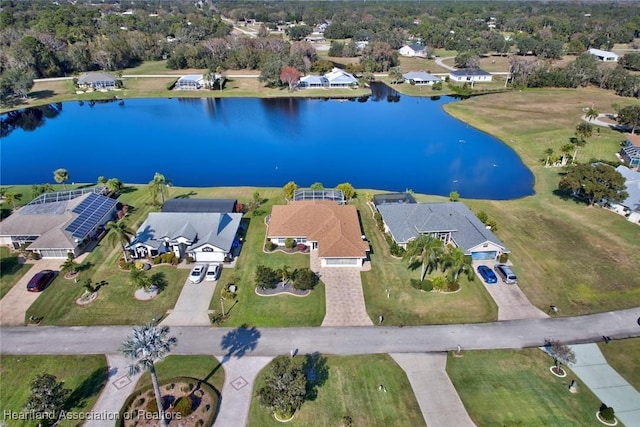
[189,264,207,283]
[205,263,221,281]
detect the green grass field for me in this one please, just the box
[0,246,33,299]
[0,355,108,427]
[247,354,425,427]
[598,338,640,390]
[447,349,604,426]
[134,355,224,393]
[357,196,498,326]
[446,88,640,316]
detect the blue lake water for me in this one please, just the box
[0,84,534,200]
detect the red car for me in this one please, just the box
[27,270,56,292]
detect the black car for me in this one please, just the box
[26,270,56,292]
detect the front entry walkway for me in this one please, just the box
[390,353,475,427]
[569,343,640,427]
[310,251,373,327]
[472,261,548,320]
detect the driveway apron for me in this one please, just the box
[160,278,217,326]
[0,258,61,326]
[390,353,475,427]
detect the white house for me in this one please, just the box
[402,71,441,85]
[449,68,493,83]
[128,212,243,262]
[588,48,619,62]
[399,43,427,57]
[607,166,640,224]
[175,74,205,90]
[299,68,357,89]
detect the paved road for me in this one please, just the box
[2,308,638,356]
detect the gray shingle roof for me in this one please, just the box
[615,166,640,211]
[129,212,242,252]
[402,71,440,82]
[450,68,491,77]
[162,198,237,213]
[77,72,116,84]
[376,202,507,254]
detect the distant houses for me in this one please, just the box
[399,43,427,58]
[449,68,493,83]
[402,71,441,86]
[299,67,358,89]
[588,48,619,62]
[175,74,205,90]
[77,72,117,90]
[620,133,640,168]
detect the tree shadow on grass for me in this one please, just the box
[220,324,261,363]
[29,90,55,100]
[64,367,109,411]
[303,352,329,402]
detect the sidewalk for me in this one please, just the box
[568,343,640,427]
[390,353,475,427]
[85,354,142,427]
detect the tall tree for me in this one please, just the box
[585,106,599,122]
[280,66,301,91]
[310,182,324,190]
[403,235,444,281]
[106,220,135,262]
[53,168,69,189]
[257,355,307,419]
[106,178,123,194]
[121,324,177,427]
[148,172,171,205]
[441,247,474,282]
[336,182,356,200]
[283,181,299,200]
[575,122,593,143]
[559,163,628,206]
[388,66,403,85]
[2,191,21,210]
[23,373,70,425]
[616,104,640,133]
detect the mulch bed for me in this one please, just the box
[255,282,309,297]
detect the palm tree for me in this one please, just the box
[2,192,21,211]
[544,148,554,167]
[121,324,177,427]
[129,269,150,290]
[53,168,69,189]
[148,172,171,206]
[106,220,135,262]
[560,143,574,165]
[60,256,78,276]
[575,122,593,143]
[585,106,599,122]
[278,265,292,285]
[440,247,475,282]
[402,235,444,281]
[106,178,123,194]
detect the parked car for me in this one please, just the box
[26,270,56,292]
[494,264,517,284]
[205,263,221,281]
[189,264,207,283]
[477,265,497,284]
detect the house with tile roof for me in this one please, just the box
[267,201,369,267]
[402,71,441,85]
[399,43,427,57]
[620,133,640,169]
[376,202,508,261]
[449,68,493,83]
[127,212,243,262]
[0,188,117,258]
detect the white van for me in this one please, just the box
[494,264,517,284]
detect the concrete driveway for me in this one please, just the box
[473,261,548,321]
[0,258,61,326]
[160,275,218,326]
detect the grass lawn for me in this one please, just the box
[445,87,640,316]
[598,338,640,390]
[356,196,498,326]
[447,349,604,426]
[0,355,108,427]
[209,194,325,327]
[135,355,224,393]
[0,246,33,299]
[247,354,425,427]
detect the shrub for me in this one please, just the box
[173,395,194,416]
[431,275,448,291]
[255,265,278,289]
[153,256,161,265]
[410,279,433,292]
[485,218,498,231]
[389,241,405,257]
[374,212,384,231]
[134,261,145,270]
[499,253,509,263]
[292,268,319,290]
[284,238,296,249]
[146,398,159,414]
[166,79,177,90]
[600,404,615,422]
[136,397,145,406]
[265,240,276,251]
[449,191,460,202]
[476,210,488,224]
[31,252,41,260]
[446,281,460,292]
[185,256,194,264]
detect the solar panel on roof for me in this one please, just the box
[65,194,117,239]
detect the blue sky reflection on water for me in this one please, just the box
[0,85,534,200]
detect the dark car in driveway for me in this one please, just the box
[27,270,56,292]
[477,265,497,284]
